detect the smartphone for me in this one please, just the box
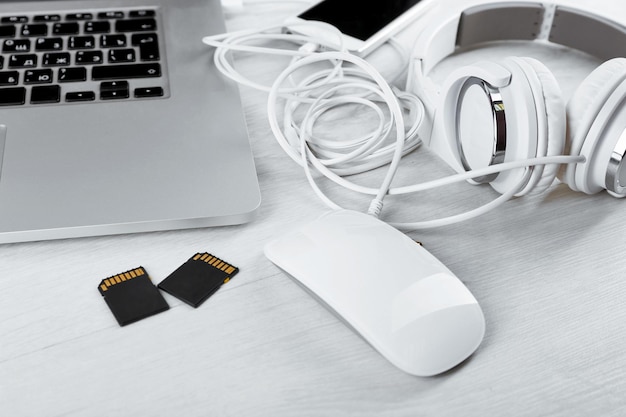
[286,0,437,56]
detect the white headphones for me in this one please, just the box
[411,2,626,198]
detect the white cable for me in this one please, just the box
[203,23,589,229]
[267,51,409,214]
[390,175,524,230]
[204,23,421,216]
[203,22,348,94]
[297,147,584,227]
[296,154,583,197]
[388,155,585,195]
[269,54,423,177]
[282,77,422,171]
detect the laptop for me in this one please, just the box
[0,0,261,244]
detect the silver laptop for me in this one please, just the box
[0,0,261,244]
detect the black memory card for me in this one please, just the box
[158,253,239,307]
[98,266,170,326]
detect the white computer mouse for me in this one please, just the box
[264,209,485,377]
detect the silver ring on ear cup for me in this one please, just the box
[455,77,507,183]
[605,128,626,195]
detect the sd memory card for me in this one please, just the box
[98,267,169,326]
[158,253,239,307]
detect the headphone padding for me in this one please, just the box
[563,58,626,191]
[520,57,566,194]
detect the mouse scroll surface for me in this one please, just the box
[264,210,485,377]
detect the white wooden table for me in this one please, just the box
[3,0,626,415]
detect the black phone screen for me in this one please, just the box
[298,0,427,41]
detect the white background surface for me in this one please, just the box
[3,0,626,415]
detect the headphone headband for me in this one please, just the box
[411,2,626,134]
[409,2,626,196]
[415,2,626,74]
[458,3,626,60]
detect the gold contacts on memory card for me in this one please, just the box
[158,253,239,307]
[98,267,169,326]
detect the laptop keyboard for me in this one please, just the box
[0,7,169,107]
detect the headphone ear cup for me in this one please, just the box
[563,58,626,192]
[515,57,566,194]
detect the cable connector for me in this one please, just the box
[367,198,384,217]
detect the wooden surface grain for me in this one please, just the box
[2,0,626,416]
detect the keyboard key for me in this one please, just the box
[0,71,18,86]
[21,24,47,37]
[92,63,161,80]
[135,86,163,98]
[115,18,156,32]
[131,33,159,61]
[98,11,125,19]
[66,91,95,102]
[31,85,60,104]
[139,43,159,61]
[1,16,28,24]
[34,14,61,22]
[8,54,37,68]
[101,34,126,48]
[36,37,64,51]
[24,69,53,84]
[3,39,30,52]
[58,67,87,82]
[108,48,135,63]
[101,80,128,91]
[85,21,110,34]
[101,90,129,100]
[0,25,16,38]
[131,33,158,46]
[76,50,103,64]
[69,35,96,49]
[129,10,155,18]
[0,87,25,105]
[66,13,93,20]
[43,52,70,66]
[53,22,79,35]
